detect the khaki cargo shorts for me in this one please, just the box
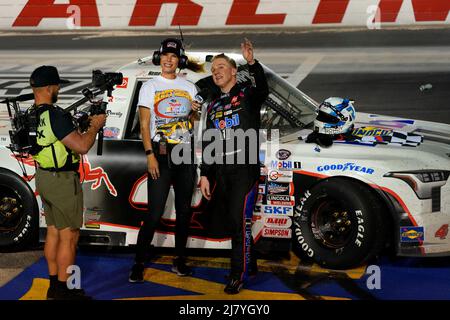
[36,168,83,230]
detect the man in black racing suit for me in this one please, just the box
[199,39,269,294]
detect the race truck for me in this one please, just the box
[0,52,449,270]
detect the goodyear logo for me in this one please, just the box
[400,227,424,242]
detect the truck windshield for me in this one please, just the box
[261,65,317,137]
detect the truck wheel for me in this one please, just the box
[0,168,38,251]
[292,178,386,270]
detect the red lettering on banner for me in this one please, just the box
[313,0,350,24]
[412,0,450,22]
[13,0,100,27]
[377,0,403,22]
[226,0,286,25]
[129,0,203,26]
[378,0,450,23]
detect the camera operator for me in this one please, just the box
[128,38,201,283]
[30,65,106,300]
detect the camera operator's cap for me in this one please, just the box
[30,65,70,88]
[159,38,184,58]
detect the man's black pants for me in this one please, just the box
[135,155,196,263]
[214,165,259,281]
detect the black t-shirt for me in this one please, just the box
[48,106,76,140]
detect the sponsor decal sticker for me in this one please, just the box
[435,224,449,240]
[104,127,120,139]
[116,77,128,89]
[256,193,264,204]
[276,149,291,160]
[268,169,293,182]
[268,160,301,171]
[262,227,292,239]
[264,216,292,228]
[267,182,289,194]
[262,205,293,216]
[79,155,118,197]
[317,163,374,175]
[268,200,295,206]
[352,126,393,137]
[267,195,295,206]
[400,227,424,242]
[106,110,123,118]
[258,184,266,194]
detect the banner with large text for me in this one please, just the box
[0,0,449,31]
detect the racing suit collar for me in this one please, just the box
[220,83,240,98]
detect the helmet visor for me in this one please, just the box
[316,110,340,124]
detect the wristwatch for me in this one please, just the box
[145,149,154,156]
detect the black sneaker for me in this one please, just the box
[54,288,92,300]
[46,285,56,300]
[47,284,87,300]
[171,257,193,276]
[129,263,145,283]
[224,278,244,295]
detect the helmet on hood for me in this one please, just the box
[314,97,356,135]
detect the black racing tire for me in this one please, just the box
[0,168,39,252]
[292,178,386,270]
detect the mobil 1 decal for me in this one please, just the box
[267,160,301,171]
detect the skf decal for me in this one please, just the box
[79,156,117,197]
[435,224,449,240]
[262,205,293,216]
[400,227,424,242]
[262,227,292,239]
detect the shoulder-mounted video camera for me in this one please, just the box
[1,69,123,157]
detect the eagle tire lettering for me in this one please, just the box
[292,178,386,270]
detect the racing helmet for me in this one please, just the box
[314,97,356,135]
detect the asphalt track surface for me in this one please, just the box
[0,27,450,301]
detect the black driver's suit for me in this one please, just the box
[200,61,268,281]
